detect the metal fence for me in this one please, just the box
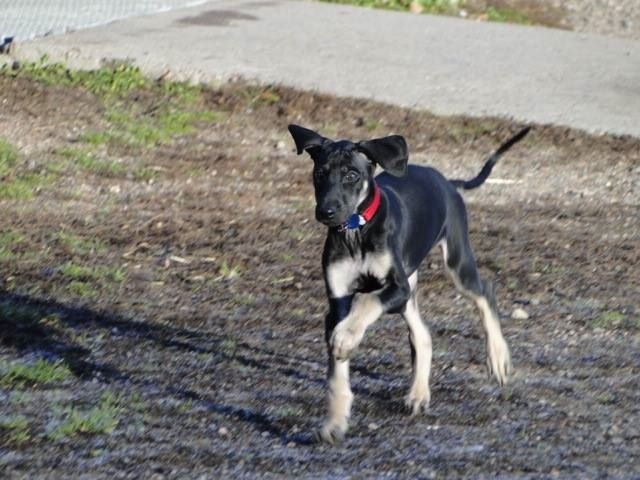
[0,0,207,42]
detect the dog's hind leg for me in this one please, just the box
[402,271,432,415]
[441,197,512,385]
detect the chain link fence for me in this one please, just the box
[0,0,207,43]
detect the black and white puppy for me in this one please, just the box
[288,124,529,443]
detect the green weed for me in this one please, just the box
[592,311,640,330]
[55,230,107,256]
[0,415,30,444]
[0,138,19,177]
[233,293,255,307]
[56,147,125,176]
[486,6,533,24]
[49,393,121,440]
[0,359,72,388]
[217,260,242,280]
[0,230,25,261]
[220,339,238,357]
[0,140,56,199]
[59,261,125,283]
[67,280,98,298]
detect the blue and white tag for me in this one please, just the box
[344,214,366,230]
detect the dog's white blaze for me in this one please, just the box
[326,250,392,298]
[355,178,369,209]
[402,272,432,413]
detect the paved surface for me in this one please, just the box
[0,0,207,41]
[9,0,640,137]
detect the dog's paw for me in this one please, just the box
[316,420,348,444]
[330,323,362,360]
[486,336,512,386]
[404,385,430,416]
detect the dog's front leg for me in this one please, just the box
[320,294,382,443]
[330,293,383,361]
[320,297,354,443]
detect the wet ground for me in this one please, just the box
[0,68,639,478]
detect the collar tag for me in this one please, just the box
[339,185,381,232]
[343,214,365,230]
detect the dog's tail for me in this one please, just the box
[450,126,531,190]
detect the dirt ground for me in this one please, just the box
[0,68,639,479]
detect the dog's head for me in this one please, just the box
[288,124,408,227]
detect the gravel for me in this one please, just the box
[553,0,640,40]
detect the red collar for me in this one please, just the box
[361,184,381,222]
[340,184,382,231]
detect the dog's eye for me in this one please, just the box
[343,171,359,183]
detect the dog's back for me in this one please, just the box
[376,165,456,272]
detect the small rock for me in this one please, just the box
[218,426,229,436]
[511,307,529,320]
[368,422,379,431]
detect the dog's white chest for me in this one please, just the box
[326,251,392,298]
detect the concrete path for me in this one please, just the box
[10,0,640,137]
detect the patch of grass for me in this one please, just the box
[59,261,125,283]
[0,140,57,200]
[55,230,107,256]
[0,301,45,327]
[99,108,224,148]
[0,174,49,200]
[59,261,125,298]
[3,59,225,156]
[0,138,19,177]
[1,58,148,100]
[80,131,112,146]
[0,229,25,261]
[233,293,255,307]
[486,6,533,24]
[592,311,640,330]
[56,147,125,177]
[67,280,98,298]
[531,259,563,275]
[0,140,54,199]
[49,393,121,440]
[318,0,535,24]
[220,338,238,357]
[0,359,72,388]
[0,415,30,445]
[216,260,242,280]
[133,166,159,182]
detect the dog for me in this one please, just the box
[288,124,530,443]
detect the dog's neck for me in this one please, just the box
[338,183,381,233]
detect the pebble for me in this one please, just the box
[367,422,379,431]
[511,307,530,320]
[218,426,229,436]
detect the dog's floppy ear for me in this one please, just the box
[288,124,329,157]
[356,135,408,177]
